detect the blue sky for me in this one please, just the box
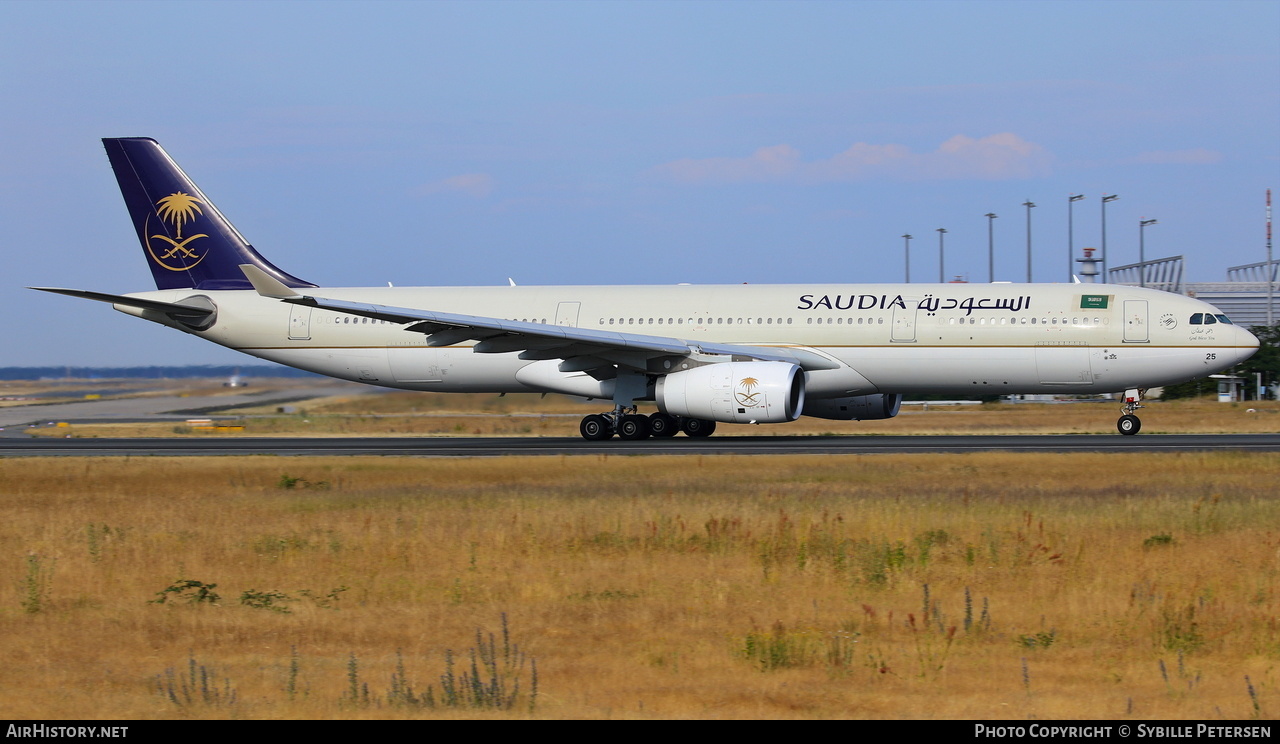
[2,0,1277,366]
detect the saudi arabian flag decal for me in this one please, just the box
[1080,295,1110,309]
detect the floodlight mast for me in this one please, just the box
[1023,200,1036,282]
[1139,218,1158,288]
[937,228,947,283]
[902,233,912,283]
[1101,194,1119,280]
[985,213,997,283]
[1068,194,1085,282]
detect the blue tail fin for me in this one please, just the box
[103,137,316,291]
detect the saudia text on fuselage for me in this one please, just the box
[796,293,1032,317]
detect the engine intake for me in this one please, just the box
[656,361,804,424]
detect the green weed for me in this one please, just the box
[150,579,220,605]
[20,554,55,614]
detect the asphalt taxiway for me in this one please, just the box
[2,433,1278,457]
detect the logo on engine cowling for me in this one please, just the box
[146,192,209,272]
[735,377,762,407]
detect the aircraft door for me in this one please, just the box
[288,305,312,340]
[1123,300,1149,342]
[556,302,581,327]
[891,304,918,342]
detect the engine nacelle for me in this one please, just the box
[803,393,902,421]
[656,361,804,424]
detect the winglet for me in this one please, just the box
[241,264,304,299]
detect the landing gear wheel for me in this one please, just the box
[580,414,612,441]
[617,414,650,440]
[1117,414,1141,436]
[1116,388,1147,436]
[647,412,679,438]
[680,417,717,438]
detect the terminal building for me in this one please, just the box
[1075,250,1279,329]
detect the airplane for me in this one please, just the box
[31,138,1260,440]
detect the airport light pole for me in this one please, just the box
[1068,194,1085,282]
[902,234,912,283]
[1101,194,1119,281]
[937,228,947,283]
[985,213,997,283]
[1139,218,1157,288]
[1023,200,1036,282]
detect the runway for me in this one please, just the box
[2,433,1279,457]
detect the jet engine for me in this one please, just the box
[656,361,804,424]
[803,393,902,421]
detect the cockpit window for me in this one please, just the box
[1204,314,1217,325]
[1189,313,1203,324]
[1215,314,1234,325]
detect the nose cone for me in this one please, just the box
[1235,324,1261,364]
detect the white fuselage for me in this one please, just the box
[118,281,1259,404]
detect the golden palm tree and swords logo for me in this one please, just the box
[734,376,763,408]
[146,192,209,271]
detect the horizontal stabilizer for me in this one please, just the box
[29,287,215,319]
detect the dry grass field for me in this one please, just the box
[1,452,1277,720]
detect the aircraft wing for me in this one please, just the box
[241,265,838,373]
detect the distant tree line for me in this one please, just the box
[0,365,320,381]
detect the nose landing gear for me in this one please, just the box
[1117,388,1147,435]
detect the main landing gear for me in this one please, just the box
[579,407,717,441]
[1117,388,1147,435]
